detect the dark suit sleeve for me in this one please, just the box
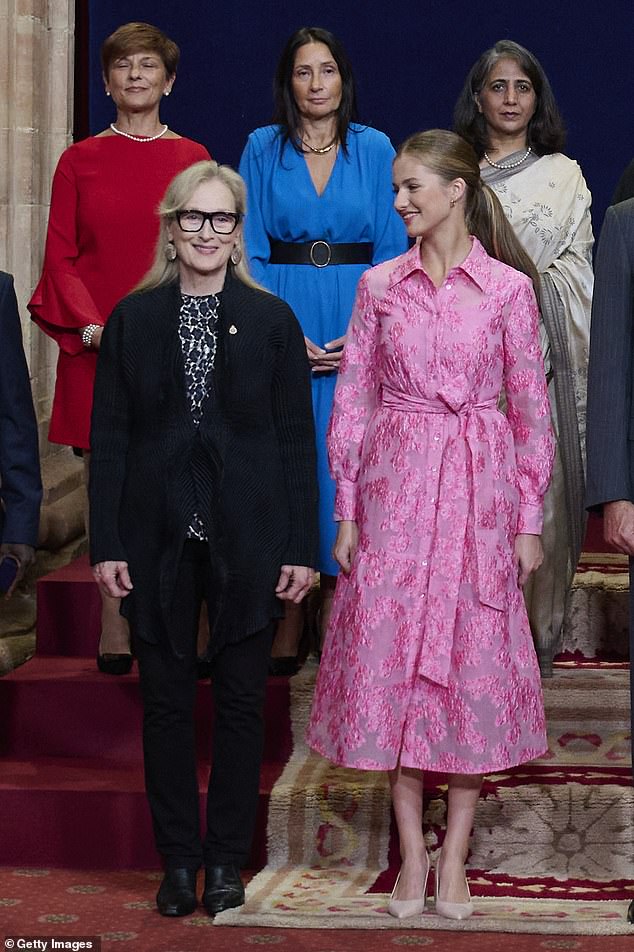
[586,204,634,509]
[612,160,634,206]
[88,305,130,564]
[271,304,319,568]
[0,273,42,546]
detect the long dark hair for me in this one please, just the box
[396,130,540,292]
[272,26,358,156]
[453,40,566,158]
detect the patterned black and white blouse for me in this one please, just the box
[178,291,221,540]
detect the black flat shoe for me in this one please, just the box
[203,863,244,916]
[268,655,300,677]
[156,867,198,917]
[96,652,133,676]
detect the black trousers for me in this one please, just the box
[134,541,274,870]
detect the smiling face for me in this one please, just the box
[475,57,537,145]
[392,154,462,240]
[168,179,241,294]
[291,41,343,123]
[104,48,174,115]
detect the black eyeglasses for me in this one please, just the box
[176,209,242,234]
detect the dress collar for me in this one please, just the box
[387,237,491,292]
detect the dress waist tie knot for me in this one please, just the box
[381,386,507,687]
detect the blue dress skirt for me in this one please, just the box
[239,123,407,574]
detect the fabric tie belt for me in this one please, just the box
[269,239,373,268]
[381,386,506,687]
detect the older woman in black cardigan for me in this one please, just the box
[89,160,318,918]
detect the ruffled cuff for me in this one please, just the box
[29,270,103,355]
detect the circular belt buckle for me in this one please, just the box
[309,240,332,268]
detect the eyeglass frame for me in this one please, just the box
[175,209,243,235]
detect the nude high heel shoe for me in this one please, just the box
[434,849,474,920]
[387,853,429,919]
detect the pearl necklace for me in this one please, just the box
[301,137,337,154]
[110,123,168,142]
[483,146,532,170]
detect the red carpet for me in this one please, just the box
[0,559,295,869]
[2,550,632,944]
[2,866,633,951]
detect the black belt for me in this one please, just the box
[269,239,373,268]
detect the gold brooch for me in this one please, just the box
[229,324,238,335]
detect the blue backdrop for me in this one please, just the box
[88,1,630,232]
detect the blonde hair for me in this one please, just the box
[396,129,539,290]
[135,160,264,293]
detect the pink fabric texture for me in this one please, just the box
[307,239,555,774]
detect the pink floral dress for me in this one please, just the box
[306,239,556,774]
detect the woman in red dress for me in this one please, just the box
[29,22,209,673]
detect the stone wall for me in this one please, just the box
[2,0,84,548]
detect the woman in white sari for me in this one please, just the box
[454,40,593,675]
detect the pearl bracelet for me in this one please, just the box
[81,324,101,348]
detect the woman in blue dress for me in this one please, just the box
[239,27,406,672]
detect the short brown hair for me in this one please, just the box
[101,22,180,78]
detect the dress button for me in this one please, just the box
[431,467,437,472]
[434,435,440,441]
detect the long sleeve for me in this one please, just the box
[327,273,381,520]
[88,306,131,564]
[29,149,104,355]
[0,275,42,546]
[271,306,319,566]
[369,135,407,266]
[586,205,634,508]
[503,277,556,533]
[239,131,273,286]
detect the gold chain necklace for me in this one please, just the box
[301,137,337,154]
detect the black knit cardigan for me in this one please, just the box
[89,275,319,654]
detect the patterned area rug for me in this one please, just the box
[562,553,629,658]
[217,662,633,933]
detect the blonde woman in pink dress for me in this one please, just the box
[307,130,555,921]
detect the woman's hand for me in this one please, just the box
[305,334,346,373]
[333,520,358,574]
[514,534,543,587]
[92,560,133,598]
[275,564,315,603]
[91,326,104,349]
